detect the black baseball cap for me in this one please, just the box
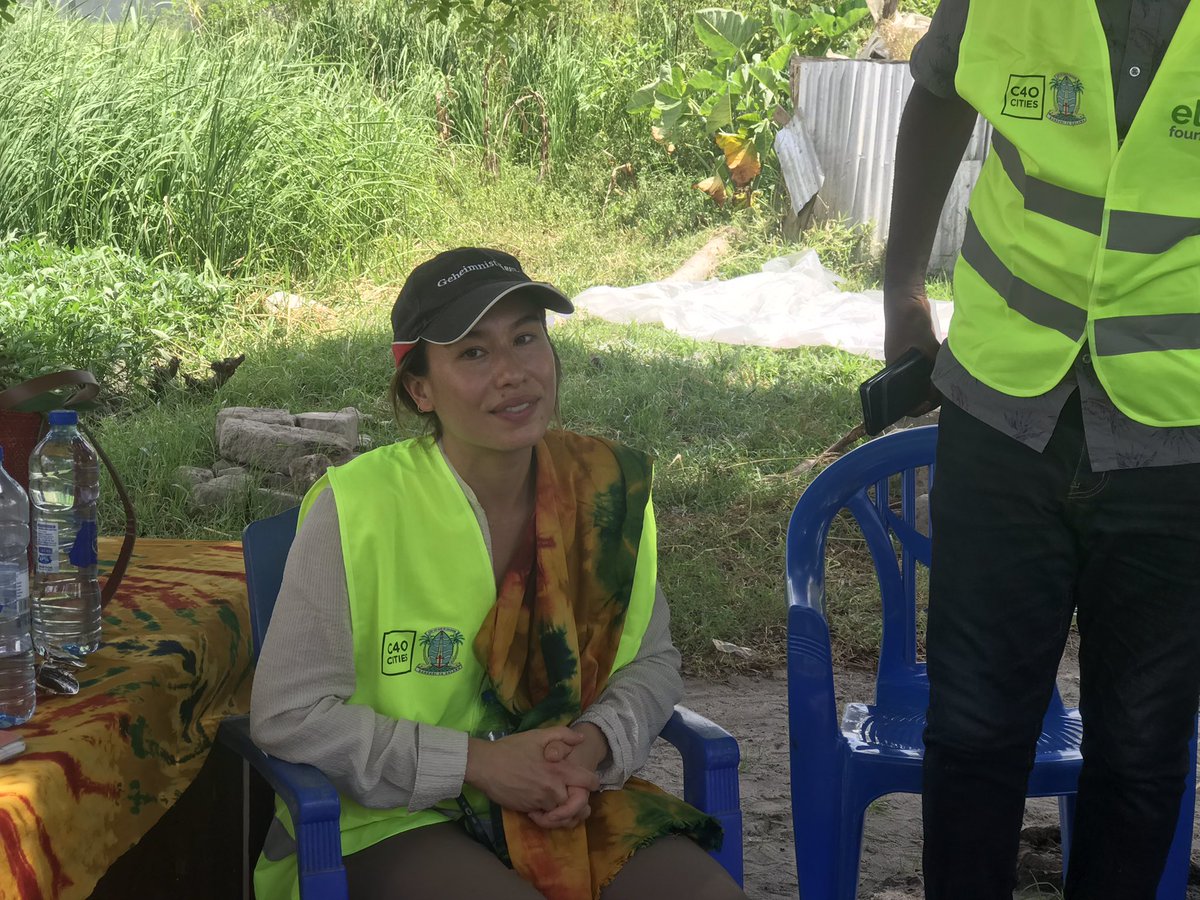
[391,248,573,366]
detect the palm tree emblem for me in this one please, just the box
[1048,73,1087,126]
[417,627,465,675]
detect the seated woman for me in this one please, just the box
[250,247,746,900]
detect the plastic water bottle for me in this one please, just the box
[29,410,102,660]
[0,447,36,727]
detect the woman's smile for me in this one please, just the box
[492,396,539,421]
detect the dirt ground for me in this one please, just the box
[641,638,1200,899]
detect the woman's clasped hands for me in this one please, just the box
[465,723,610,830]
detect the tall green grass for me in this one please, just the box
[0,0,936,280]
[0,0,724,277]
[286,0,698,168]
[276,0,728,239]
[0,5,449,275]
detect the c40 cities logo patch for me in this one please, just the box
[382,630,416,675]
[1003,74,1046,120]
[417,626,465,676]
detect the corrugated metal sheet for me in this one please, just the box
[788,57,992,271]
[773,116,825,215]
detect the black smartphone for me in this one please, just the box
[859,347,937,436]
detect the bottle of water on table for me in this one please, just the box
[0,446,36,727]
[29,410,102,661]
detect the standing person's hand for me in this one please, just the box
[464,726,600,814]
[883,286,941,366]
[529,723,610,830]
[883,284,943,417]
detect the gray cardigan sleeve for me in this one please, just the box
[576,585,683,789]
[249,485,683,807]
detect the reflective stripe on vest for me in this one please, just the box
[989,131,1200,254]
[1095,313,1200,356]
[952,0,1200,425]
[961,213,1088,339]
[1107,210,1200,255]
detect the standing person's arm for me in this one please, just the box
[883,84,979,366]
[883,0,977,368]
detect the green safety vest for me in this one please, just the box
[254,434,657,899]
[950,0,1200,426]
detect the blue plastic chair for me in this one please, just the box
[784,425,1196,900]
[220,505,744,899]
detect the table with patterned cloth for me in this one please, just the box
[0,538,253,900]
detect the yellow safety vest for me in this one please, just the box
[950,0,1200,426]
[254,434,657,899]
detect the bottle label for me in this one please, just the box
[35,522,59,574]
[0,562,29,616]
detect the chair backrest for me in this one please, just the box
[786,426,937,709]
[243,505,301,657]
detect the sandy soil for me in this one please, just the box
[641,639,1200,899]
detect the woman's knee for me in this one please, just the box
[345,822,540,900]
[601,835,746,899]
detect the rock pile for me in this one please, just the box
[176,406,369,513]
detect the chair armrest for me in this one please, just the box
[659,705,743,886]
[787,604,840,738]
[217,715,346,897]
[659,706,740,790]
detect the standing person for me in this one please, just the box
[250,248,745,900]
[883,2,1200,897]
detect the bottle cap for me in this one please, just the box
[47,410,78,426]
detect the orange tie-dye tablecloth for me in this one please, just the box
[0,538,253,900]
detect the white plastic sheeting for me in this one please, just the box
[571,250,954,359]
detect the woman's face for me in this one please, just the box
[404,293,558,462]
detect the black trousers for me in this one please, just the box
[922,396,1200,900]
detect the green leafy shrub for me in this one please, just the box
[626,3,869,205]
[0,236,231,401]
[901,0,940,16]
[409,0,558,46]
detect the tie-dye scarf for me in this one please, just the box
[472,430,721,899]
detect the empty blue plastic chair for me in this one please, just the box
[220,505,744,899]
[784,425,1195,900]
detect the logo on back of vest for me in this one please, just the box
[1048,73,1087,126]
[417,626,465,676]
[382,630,416,675]
[1003,75,1045,120]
